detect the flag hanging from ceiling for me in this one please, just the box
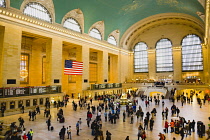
[64,60,83,75]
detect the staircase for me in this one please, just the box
[143,86,168,97]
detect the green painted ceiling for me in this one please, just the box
[10,0,204,39]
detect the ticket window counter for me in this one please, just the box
[26,100,30,107]
[18,100,23,108]
[40,98,43,105]
[10,101,15,109]
[33,99,37,106]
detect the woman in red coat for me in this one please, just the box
[22,133,28,140]
[164,121,169,133]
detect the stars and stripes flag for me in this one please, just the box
[64,60,83,75]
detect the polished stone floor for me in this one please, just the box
[1,95,209,140]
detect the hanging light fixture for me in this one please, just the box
[20,37,28,79]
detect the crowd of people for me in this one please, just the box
[0,91,209,140]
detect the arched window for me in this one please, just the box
[182,34,203,71]
[89,28,102,40]
[156,38,173,72]
[134,42,148,72]
[0,0,6,7]
[23,2,52,23]
[63,18,81,33]
[107,35,117,46]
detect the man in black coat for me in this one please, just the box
[60,126,66,139]
[46,118,51,131]
[106,130,111,140]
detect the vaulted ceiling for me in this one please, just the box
[10,0,204,39]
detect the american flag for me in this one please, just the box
[64,60,83,75]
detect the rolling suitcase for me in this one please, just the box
[51,126,54,131]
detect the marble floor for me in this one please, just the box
[1,96,209,140]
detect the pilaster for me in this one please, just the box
[98,51,108,83]
[76,45,89,97]
[46,38,63,86]
[148,49,156,80]
[173,46,182,82]
[0,26,22,87]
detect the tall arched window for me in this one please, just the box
[156,38,173,72]
[63,18,81,33]
[182,34,203,71]
[134,42,148,72]
[0,0,6,7]
[23,2,52,23]
[107,35,117,46]
[89,28,102,40]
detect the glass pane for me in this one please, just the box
[89,28,102,40]
[107,35,117,46]
[0,0,5,7]
[134,42,148,72]
[156,39,173,72]
[23,2,52,23]
[182,34,203,71]
[63,18,81,33]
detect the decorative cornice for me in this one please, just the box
[0,8,131,55]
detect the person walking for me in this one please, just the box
[67,126,72,139]
[18,117,25,128]
[123,110,126,122]
[60,126,66,140]
[106,130,111,140]
[21,105,24,114]
[87,117,91,127]
[130,114,133,124]
[76,121,80,136]
[180,127,185,140]
[164,121,169,133]
[149,118,154,131]
[78,118,82,130]
[29,129,34,140]
[46,118,51,131]
[170,119,175,133]
[104,111,108,122]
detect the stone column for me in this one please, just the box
[173,46,182,82]
[148,49,156,80]
[29,41,43,86]
[15,100,18,109]
[110,54,119,83]
[0,26,22,87]
[98,51,108,83]
[75,45,89,98]
[37,98,40,105]
[30,99,33,107]
[6,101,10,110]
[45,38,63,86]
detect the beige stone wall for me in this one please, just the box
[0,24,22,87]
[119,52,130,83]
[127,22,206,83]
